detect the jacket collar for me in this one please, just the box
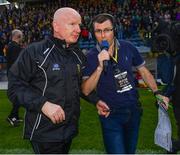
[49,36,78,51]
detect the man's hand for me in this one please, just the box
[156,94,170,110]
[41,101,65,124]
[96,100,110,118]
[98,50,110,68]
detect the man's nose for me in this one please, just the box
[100,31,106,38]
[76,25,81,33]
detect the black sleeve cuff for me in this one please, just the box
[32,96,48,113]
[81,91,100,105]
[153,90,163,96]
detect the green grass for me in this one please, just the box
[0,89,177,154]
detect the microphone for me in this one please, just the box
[100,40,109,73]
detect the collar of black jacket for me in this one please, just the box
[50,36,78,51]
[10,41,21,46]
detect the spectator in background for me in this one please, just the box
[176,7,180,20]
[0,36,5,57]
[7,7,86,154]
[81,26,89,41]
[0,0,178,45]
[0,35,5,69]
[164,10,171,23]
[6,29,24,127]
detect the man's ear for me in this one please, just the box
[53,21,59,33]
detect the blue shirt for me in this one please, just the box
[83,40,145,108]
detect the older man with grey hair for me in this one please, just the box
[6,29,24,127]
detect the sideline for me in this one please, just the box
[0,81,8,90]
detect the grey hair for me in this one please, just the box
[11,29,23,38]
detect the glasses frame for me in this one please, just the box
[94,28,114,35]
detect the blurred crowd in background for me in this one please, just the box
[0,0,179,58]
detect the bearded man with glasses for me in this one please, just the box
[81,13,169,154]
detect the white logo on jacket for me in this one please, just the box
[52,64,60,71]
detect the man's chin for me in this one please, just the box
[70,39,78,44]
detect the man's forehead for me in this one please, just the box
[94,20,113,28]
[62,13,81,23]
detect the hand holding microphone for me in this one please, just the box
[98,40,110,73]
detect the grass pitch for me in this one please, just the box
[0,89,177,153]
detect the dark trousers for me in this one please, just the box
[173,106,180,139]
[171,105,180,152]
[8,102,20,119]
[7,70,20,119]
[31,140,72,154]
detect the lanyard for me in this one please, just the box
[111,42,118,63]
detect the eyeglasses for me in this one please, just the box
[94,28,113,35]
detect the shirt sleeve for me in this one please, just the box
[130,43,145,68]
[82,49,99,79]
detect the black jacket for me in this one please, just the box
[172,57,180,107]
[6,41,23,71]
[7,37,86,142]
